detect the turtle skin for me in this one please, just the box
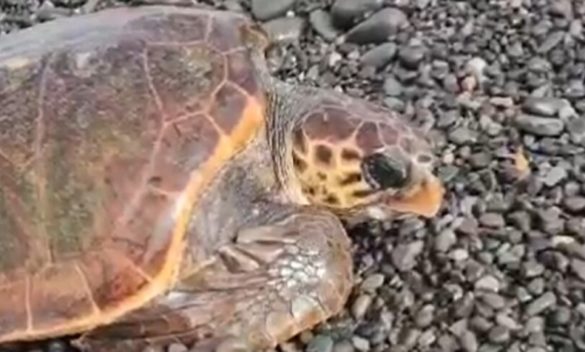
[0,5,445,352]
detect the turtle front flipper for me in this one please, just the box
[74,206,353,352]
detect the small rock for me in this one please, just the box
[262,17,305,43]
[392,240,424,271]
[398,44,426,69]
[251,0,296,21]
[345,8,409,44]
[361,42,397,69]
[526,292,557,316]
[448,127,478,145]
[479,213,505,228]
[570,258,585,281]
[330,0,383,28]
[351,294,372,320]
[515,114,565,136]
[309,10,339,41]
[568,117,585,145]
[383,75,403,96]
[332,340,354,352]
[351,336,370,352]
[542,166,567,187]
[475,275,500,292]
[415,304,435,328]
[523,97,565,117]
[307,335,334,352]
[538,30,565,53]
[435,229,457,252]
[460,330,478,352]
[563,196,585,213]
[488,325,510,344]
[360,273,384,292]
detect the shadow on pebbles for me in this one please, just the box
[2,0,585,351]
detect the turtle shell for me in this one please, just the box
[0,5,266,342]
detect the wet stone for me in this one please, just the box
[307,335,334,352]
[330,0,383,28]
[526,292,557,316]
[475,275,500,292]
[398,44,426,69]
[251,0,296,21]
[309,10,339,42]
[345,7,409,44]
[351,294,372,320]
[515,114,565,136]
[522,97,566,117]
[488,325,510,344]
[361,42,397,69]
[262,17,305,43]
[360,273,384,292]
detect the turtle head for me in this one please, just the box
[289,95,445,221]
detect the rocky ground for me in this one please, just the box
[1,0,585,351]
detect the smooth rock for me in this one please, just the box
[251,0,295,21]
[309,10,339,41]
[262,17,305,43]
[330,0,383,28]
[345,8,409,44]
[515,114,565,136]
[361,42,397,69]
[526,292,557,316]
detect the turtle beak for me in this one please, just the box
[383,173,445,218]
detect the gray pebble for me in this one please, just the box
[392,240,423,271]
[307,335,334,352]
[495,313,521,331]
[568,117,585,145]
[515,114,565,136]
[570,258,585,281]
[262,17,305,43]
[360,273,384,292]
[345,8,409,44]
[460,330,478,352]
[251,0,295,21]
[480,292,506,310]
[563,196,585,213]
[351,294,372,320]
[415,304,435,328]
[553,306,572,325]
[332,340,354,352]
[448,127,478,145]
[398,44,426,69]
[435,229,457,252]
[330,0,383,28]
[479,213,505,228]
[475,275,500,292]
[309,10,339,42]
[351,336,370,352]
[527,277,545,295]
[523,97,565,117]
[526,291,557,316]
[538,30,565,53]
[542,166,567,187]
[488,325,510,344]
[523,261,545,277]
[361,42,397,69]
[383,75,403,96]
[417,329,436,347]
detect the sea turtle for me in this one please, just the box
[0,4,445,352]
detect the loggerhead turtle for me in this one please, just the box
[0,4,445,352]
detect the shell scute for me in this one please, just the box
[210,83,248,133]
[146,44,225,120]
[126,12,210,44]
[226,50,260,96]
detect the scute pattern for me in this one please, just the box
[0,7,266,342]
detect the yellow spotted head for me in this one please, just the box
[288,92,445,220]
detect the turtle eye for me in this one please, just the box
[362,153,410,190]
